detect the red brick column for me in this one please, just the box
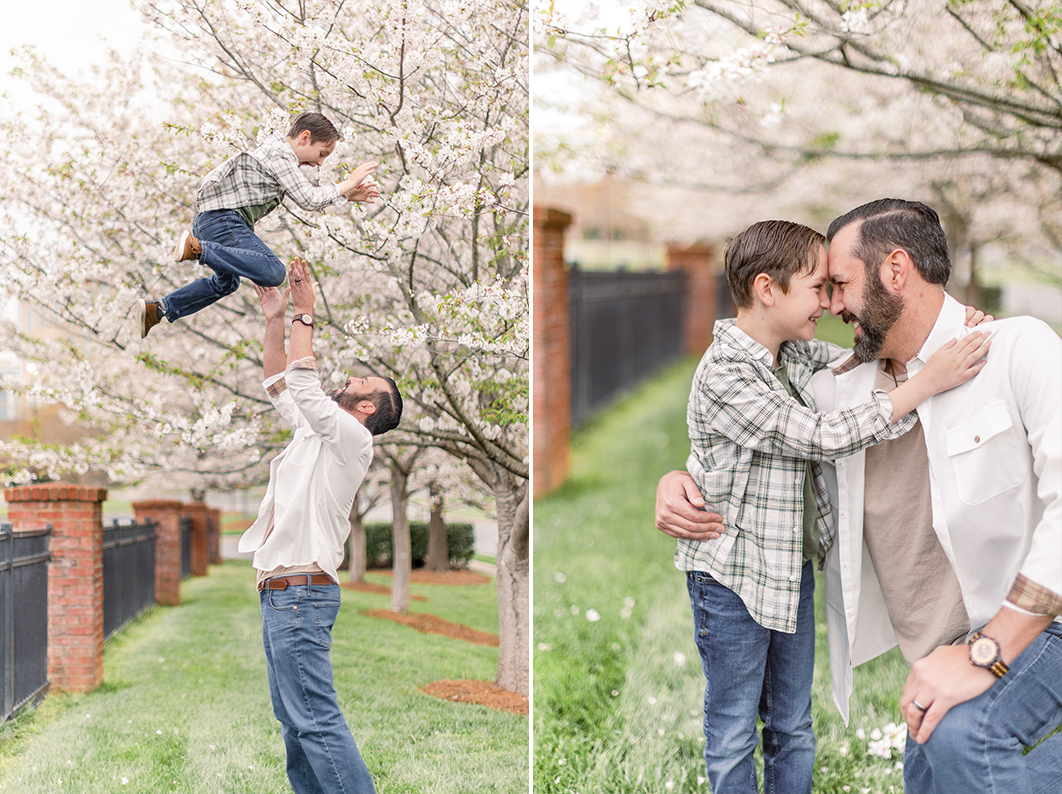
[533,206,573,497]
[132,500,184,606]
[5,484,106,693]
[207,507,222,565]
[666,242,718,355]
[182,502,209,576]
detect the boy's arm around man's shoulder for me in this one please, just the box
[692,354,912,461]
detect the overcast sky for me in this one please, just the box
[0,0,147,104]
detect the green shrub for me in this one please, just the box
[343,522,476,569]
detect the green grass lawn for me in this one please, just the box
[534,352,911,794]
[0,560,526,794]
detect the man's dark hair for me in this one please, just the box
[288,111,340,144]
[725,220,826,309]
[826,199,951,285]
[364,378,402,436]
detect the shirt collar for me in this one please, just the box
[713,318,775,369]
[912,293,965,365]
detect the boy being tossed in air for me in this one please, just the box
[681,220,990,794]
[139,111,377,338]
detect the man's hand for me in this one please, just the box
[289,258,316,315]
[964,305,994,326]
[255,284,290,322]
[900,644,995,744]
[655,470,725,540]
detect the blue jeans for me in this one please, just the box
[260,581,376,794]
[903,621,1062,794]
[163,209,286,321]
[687,562,816,794]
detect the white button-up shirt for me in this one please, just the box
[815,294,1062,722]
[238,359,373,583]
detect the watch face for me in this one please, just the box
[970,637,998,665]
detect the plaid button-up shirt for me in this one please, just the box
[195,133,346,217]
[677,319,917,633]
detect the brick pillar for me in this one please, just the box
[132,500,184,606]
[533,206,573,497]
[207,507,222,565]
[182,502,209,576]
[666,242,718,355]
[5,484,106,693]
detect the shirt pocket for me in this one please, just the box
[944,402,1027,505]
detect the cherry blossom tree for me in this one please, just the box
[535,0,1060,277]
[0,0,528,693]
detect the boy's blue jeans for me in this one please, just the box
[260,581,376,794]
[163,209,286,321]
[903,621,1062,794]
[687,561,816,794]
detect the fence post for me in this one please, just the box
[665,242,718,356]
[132,500,184,607]
[181,502,209,576]
[4,484,106,693]
[533,205,573,497]
[207,507,222,565]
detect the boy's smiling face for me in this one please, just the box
[771,245,831,343]
[288,129,337,167]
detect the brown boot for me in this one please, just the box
[139,300,163,338]
[172,231,202,262]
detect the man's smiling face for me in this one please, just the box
[828,221,905,363]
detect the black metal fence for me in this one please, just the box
[569,267,689,428]
[179,516,192,580]
[102,520,157,641]
[1,522,51,723]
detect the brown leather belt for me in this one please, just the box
[259,574,334,591]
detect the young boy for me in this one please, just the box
[138,111,378,338]
[681,220,989,794]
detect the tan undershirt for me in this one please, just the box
[254,509,328,589]
[862,360,970,664]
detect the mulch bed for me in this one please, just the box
[420,679,528,715]
[362,609,499,647]
[355,566,522,715]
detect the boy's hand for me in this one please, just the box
[348,180,380,204]
[339,161,378,196]
[289,258,316,314]
[964,305,994,326]
[921,331,991,393]
[255,284,290,322]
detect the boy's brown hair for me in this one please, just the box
[287,111,340,144]
[725,220,826,309]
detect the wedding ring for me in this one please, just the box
[912,699,927,712]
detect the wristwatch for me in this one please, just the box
[968,631,1009,678]
[292,313,315,328]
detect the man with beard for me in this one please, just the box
[656,199,1060,794]
[239,257,402,794]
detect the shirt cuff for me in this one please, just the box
[1006,573,1062,617]
[263,373,287,398]
[287,356,318,372]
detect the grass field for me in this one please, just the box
[0,560,526,794]
[533,333,914,794]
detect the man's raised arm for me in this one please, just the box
[255,283,291,380]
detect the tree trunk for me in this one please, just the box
[347,500,366,584]
[389,465,411,614]
[493,473,529,695]
[425,483,449,572]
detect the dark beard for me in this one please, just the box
[844,272,904,363]
[331,387,367,413]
